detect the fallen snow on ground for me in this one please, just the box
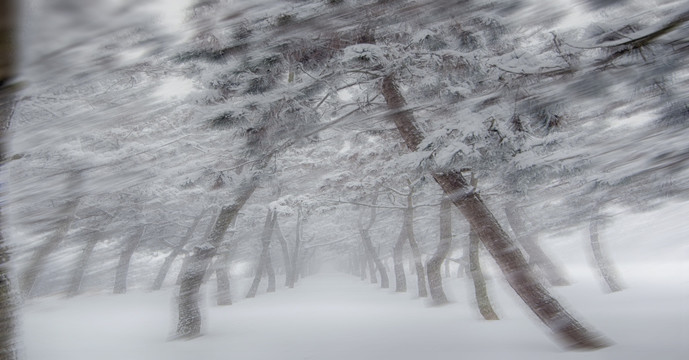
[21,262,687,360]
[20,203,689,359]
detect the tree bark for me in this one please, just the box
[265,246,276,292]
[358,203,389,289]
[0,1,18,352]
[427,197,452,305]
[66,234,100,297]
[287,207,302,288]
[589,204,623,292]
[359,245,367,281]
[392,222,407,292]
[382,74,608,349]
[114,225,146,294]
[405,196,427,297]
[366,253,377,283]
[469,226,499,320]
[274,218,293,287]
[246,209,277,298]
[504,203,570,286]
[176,178,258,339]
[20,170,82,297]
[214,252,233,305]
[152,209,208,291]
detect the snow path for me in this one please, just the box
[22,270,688,360]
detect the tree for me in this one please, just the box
[0,0,18,356]
[426,196,452,305]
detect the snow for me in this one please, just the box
[21,248,688,360]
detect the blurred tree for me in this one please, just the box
[0,0,18,357]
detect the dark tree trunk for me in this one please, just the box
[382,74,607,349]
[246,209,277,298]
[175,179,258,339]
[589,204,623,293]
[210,210,240,304]
[152,209,208,291]
[67,234,100,297]
[444,259,451,278]
[505,204,570,286]
[427,197,452,305]
[0,2,18,352]
[20,170,82,297]
[176,245,214,339]
[392,223,407,292]
[114,225,146,294]
[274,219,293,287]
[469,226,499,320]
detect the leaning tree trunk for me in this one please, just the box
[176,178,258,339]
[66,233,101,297]
[404,195,427,297]
[114,225,146,294]
[274,219,293,287]
[589,204,623,293]
[392,222,407,292]
[427,197,452,305]
[382,74,607,349]
[265,249,276,293]
[19,170,82,297]
[0,2,18,355]
[246,209,277,298]
[504,203,569,286]
[152,209,208,291]
[213,209,240,305]
[469,226,499,320]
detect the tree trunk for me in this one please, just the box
[382,74,608,349]
[589,204,623,293]
[405,197,427,297]
[265,248,276,293]
[176,245,214,339]
[469,226,499,320]
[215,252,232,305]
[427,197,452,305]
[444,259,451,278]
[175,178,258,339]
[246,209,277,298]
[274,218,293,287]
[359,245,367,281]
[287,207,302,288]
[114,225,146,294]
[152,209,208,291]
[366,253,377,283]
[66,234,100,297]
[0,2,18,351]
[504,203,570,286]
[358,198,389,288]
[392,222,407,292]
[19,170,82,297]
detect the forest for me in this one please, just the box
[1,0,688,359]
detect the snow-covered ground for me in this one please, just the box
[20,203,689,360]
[21,266,687,360]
